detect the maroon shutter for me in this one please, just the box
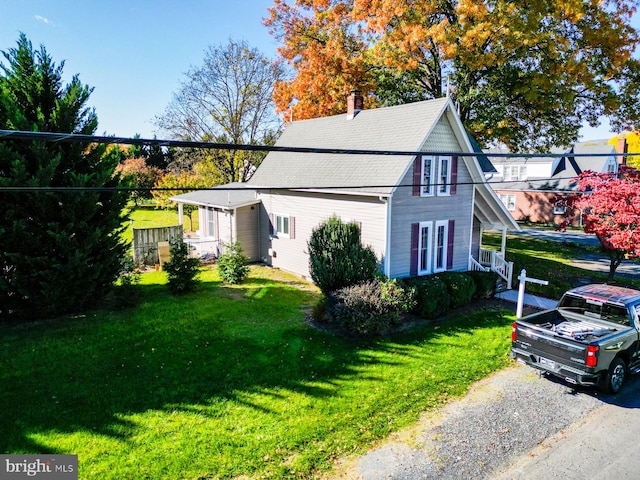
[289,216,295,240]
[268,213,274,235]
[410,223,419,276]
[413,156,422,196]
[450,156,458,195]
[446,219,455,270]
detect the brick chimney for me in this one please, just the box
[346,89,364,120]
[616,136,628,166]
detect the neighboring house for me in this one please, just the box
[171,93,520,287]
[489,139,626,225]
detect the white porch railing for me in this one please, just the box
[469,256,490,272]
[477,248,514,290]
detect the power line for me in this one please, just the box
[1,129,637,158]
[0,175,614,193]
[0,129,635,193]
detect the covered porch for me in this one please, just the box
[469,183,521,290]
[170,183,261,262]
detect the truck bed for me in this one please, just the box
[521,309,624,343]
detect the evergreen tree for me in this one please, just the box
[308,216,378,294]
[0,34,130,320]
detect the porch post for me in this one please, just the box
[501,226,507,257]
[177,203,184,226]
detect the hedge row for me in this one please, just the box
[315,270,499,336]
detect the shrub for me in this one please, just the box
[326,280,400,336]
[435,272,476,308]
[217,241,249,284]
[112,254,142,308]
[164,238,201,294]
[380,277,416,315]
[311,296,328,324]
[308,216,378,294]
[468,270,499,299]
[404,275,450,319]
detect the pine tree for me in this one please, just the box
[0,34,130,320]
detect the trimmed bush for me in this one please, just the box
[380,277,416,315]
[308,216,378,294]
[468,270,499,299]
[326,280,399,336]
[164,238,201,294]
[435,271,476,308]
[404,275,450,319]
[217,241,250,284]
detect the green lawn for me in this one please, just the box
[483,231,640,298]
[0,266,513,479]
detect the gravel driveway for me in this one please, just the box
[328,363,619,480]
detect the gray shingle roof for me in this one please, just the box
[248,98,450,195]
[170,182,258,208]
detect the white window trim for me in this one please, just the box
[421,155,452,197]
[499,194,516,212]
[504,165,527,181]
[420,156,435,197]
[418,221,433,276]
[273,213,290,238]
[205,207,216,238]
[438,156,451,195]
[553,203,567,215]
[434,220,449,273]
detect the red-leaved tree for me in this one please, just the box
[560,166,640,280]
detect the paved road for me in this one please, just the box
[514,227,600,247]
[492,376,640,480]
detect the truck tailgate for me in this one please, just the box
[514,323,588,368]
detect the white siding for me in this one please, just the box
[257,191,387,279]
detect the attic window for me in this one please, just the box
[419,155,452,196]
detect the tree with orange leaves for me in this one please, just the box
[265,0,640,152]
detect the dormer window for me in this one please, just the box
[504,165,526,181]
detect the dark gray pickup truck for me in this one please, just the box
[511,284,640,393]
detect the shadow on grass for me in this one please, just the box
[0,276,510,455]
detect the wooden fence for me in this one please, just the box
[132,225,183,265]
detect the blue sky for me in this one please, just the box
[0,0,278,138]
[0,1,632,142]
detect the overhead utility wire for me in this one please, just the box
[0,175,613,193]
[0,129,637,159]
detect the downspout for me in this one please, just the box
[380,195,391,277]
[469,187,476,270]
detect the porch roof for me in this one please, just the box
[169,183,259,209]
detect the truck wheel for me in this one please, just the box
[601,357,627,394]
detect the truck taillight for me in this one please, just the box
[512,322,517,342]
[586,345,599,367]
